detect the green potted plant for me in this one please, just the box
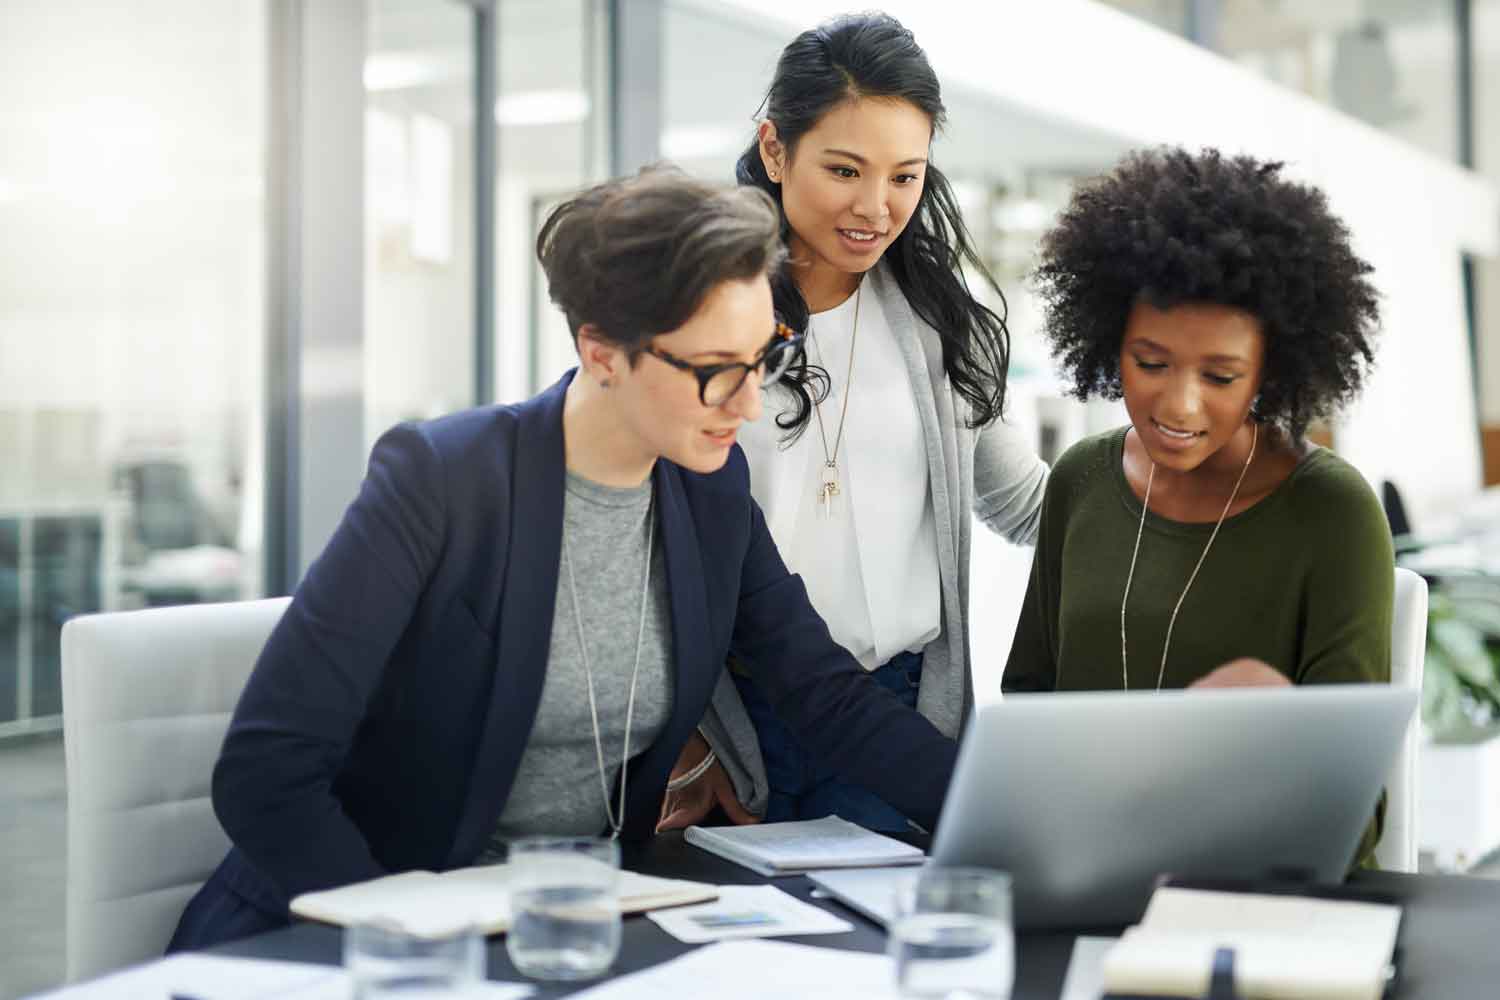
[1422,578,1500,743]
[1417,573,1500,870]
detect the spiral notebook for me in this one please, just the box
[684,816,924,876]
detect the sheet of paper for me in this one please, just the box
[566,940,901,1000]
[646,885,853,943]
[33,956,341,1000]
[32,954,536,1000]
[1059,936,1117,1000]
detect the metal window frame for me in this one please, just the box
[608,0,663,176]
[474,0,497,405]
[264,0,367,593]
[1457,0,1481,421]
[265,0,499,593]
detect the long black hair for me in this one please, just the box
[736,12,1011,438]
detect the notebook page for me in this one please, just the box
[291,865,717,938]
[1103,888,1400,1000]
[291,869,510,938]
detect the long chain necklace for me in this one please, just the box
[1120,422,1258,690]
[561,493,655,840]
[808,282,861,519]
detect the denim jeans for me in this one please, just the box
[733,650,922,833]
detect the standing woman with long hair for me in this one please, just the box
[658,13,1047,834]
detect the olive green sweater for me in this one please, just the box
[1002,428,1394,866]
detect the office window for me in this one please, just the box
[364,0,476,449]
[1093,0,1194,38]
[1222,0,1460,164]
[495,0,609,401]
[0,0,267,738]
[0,2,267,993]
[1101,0,1463,165]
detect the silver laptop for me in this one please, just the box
[807,866,913,927]
[924,685,1417,929]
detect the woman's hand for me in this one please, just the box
[1189,657,1291,689]
[656,731,758,832]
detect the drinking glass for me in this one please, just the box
[343,921,483,999]
[504,835,622,981]
[888,866,1015,999]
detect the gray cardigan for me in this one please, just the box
[702,261,1049,815]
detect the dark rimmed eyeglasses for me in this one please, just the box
[643,322,805,407]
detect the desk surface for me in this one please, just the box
[212,833,1500,999]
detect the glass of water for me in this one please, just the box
[888,866,1014,999]
[505,835,622,981]
[344,921,483,999]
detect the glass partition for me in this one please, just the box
[364,0,476,450]
[0,0,267,736]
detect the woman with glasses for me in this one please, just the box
[167,167,958,950]
[658,12,1047,835]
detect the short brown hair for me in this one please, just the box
[536,165,785,353]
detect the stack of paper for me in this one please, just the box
[566,940,900,1000]
[290,864,717,938]
[684,817,924,876]
[33,955,533,999]
[1102,887,1401,1000]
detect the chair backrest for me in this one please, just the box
[1376,567,1427,872]
[61,597,289,982]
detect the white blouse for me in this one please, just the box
[738,286,941,671]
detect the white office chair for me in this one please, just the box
[1375,567,1428,872]
[60,597,289,982]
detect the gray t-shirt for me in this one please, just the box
[482,470,673,857]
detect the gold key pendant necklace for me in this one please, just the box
[809,283,861,519]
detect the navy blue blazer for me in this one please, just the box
[175,372,956,946]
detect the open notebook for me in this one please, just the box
[1102,886,1402,1000]
[290,864,718,939]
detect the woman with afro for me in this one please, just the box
[1004,146,1391,859]
[1003,147,1392,862]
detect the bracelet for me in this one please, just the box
[665,748,717,792]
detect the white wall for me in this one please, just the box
[0,0,265,526]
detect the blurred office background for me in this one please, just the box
[3,1,1500,995]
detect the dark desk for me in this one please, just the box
[212,834,1500,998]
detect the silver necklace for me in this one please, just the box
[1120,422,1257,690]
[561,492,654,840]
[808,282,861,519]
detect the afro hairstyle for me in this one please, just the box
[1033,146,1379,441]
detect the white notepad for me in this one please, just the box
[1102,887,1401,1000]
[684,816,924,876]
[290,864,717,939]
